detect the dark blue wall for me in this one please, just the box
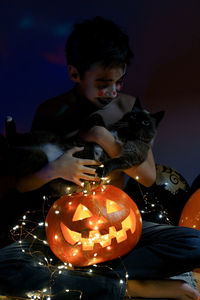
[1,0,200,185]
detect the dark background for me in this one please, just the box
[1,0,200,185]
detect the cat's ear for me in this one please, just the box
[134,97,142,109]
[152,111,165,126]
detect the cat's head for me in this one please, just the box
[122,105,165,140]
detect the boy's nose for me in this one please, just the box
[104,85,117,98]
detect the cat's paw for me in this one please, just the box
[96,165,108,178]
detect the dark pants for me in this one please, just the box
[110,221,200,279]
[0,221,200,299]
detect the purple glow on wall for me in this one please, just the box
[0,0,200,184]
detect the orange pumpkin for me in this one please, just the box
[179,189,200,273]
[45,185,142,266]
[179,189,200,230]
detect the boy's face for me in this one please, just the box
[76,63,127,108]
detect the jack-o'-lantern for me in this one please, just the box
[45,185,142,266]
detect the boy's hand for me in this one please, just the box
[51,146,100,186]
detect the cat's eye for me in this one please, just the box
[131,113,137,119]
[142,120,150,126]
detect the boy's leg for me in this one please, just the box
[117,221,200,279]
[126,278,199,299]
[115,221,200,299]
[0,242,126,300]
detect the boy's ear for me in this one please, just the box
[67,65,81,83]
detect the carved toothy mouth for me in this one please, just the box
[60,209,136,250]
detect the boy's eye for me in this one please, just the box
[96,77,125,91]
[97,85,109,90]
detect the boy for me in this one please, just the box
[1,17,200,300]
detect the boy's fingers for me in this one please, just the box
[80,159,100,165]
[73,178,83,186]
[67,146,84,155]
[79,174,100,181]
[80,166,97,174]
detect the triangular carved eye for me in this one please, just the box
[72,204,93,221]
[106,200,123,214]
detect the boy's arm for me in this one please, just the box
[81,126,156,187]
[124,149,156,187]
[16,147,100,193]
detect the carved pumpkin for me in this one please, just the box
[45,185,142,266]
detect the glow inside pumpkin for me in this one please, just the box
[46,185,142,266]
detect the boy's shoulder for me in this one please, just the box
[31,89,77,131]
[36,89,76,114]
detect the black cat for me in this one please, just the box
[5,105,164,180]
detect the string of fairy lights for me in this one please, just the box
[10,177,132,300]
[7,162,190,299]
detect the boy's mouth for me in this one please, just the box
[96,98,113,105]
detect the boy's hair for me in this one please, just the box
[66,16,133,76]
